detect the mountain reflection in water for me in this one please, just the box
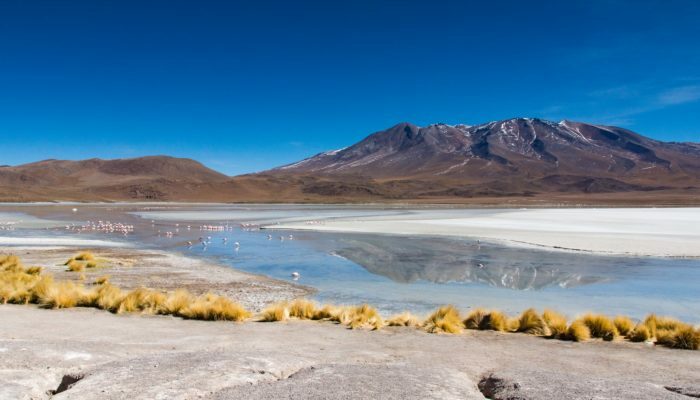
[331,235,612,290]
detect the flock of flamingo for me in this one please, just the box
[60,209,304,279]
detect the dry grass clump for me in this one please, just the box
[160,288,195,315]
[66,259,85,272]
[543,309,568,338]
[93,275,110,285]
[73,252,95,261]
[643,314,659,338]
[580,314,618,341]
[517,308,551,336]
[463,308,489,330]
[179,293,250,321]
[463,309,509,331]
[347,304,383,330]
[423,305,463,334]
[613,316,635,337]
[118,287,167,314]
[1,256,43,304]
[487,311,509,332]
[565,320,591,342]
[261,302,290,322]
[37,280,95,309]
[629,324,651,342]
[665,326,700,350]
[312,304,338,320]
[289,299,317,319]
[0,255,22,270]
[95,283,125,312]
[387,312,421,327]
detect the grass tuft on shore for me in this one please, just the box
[629,324,651,342]
[423,305,463,334]
[387,312,421,327]
[517,308,551,336]
[613,316,635,337]
[261,302,290,322]
[565,320,591,342]
[118,287,167,314]
[289,299,317,320]
[347,304,383,330]
[543,309,568,338]
[312,304,338,320]
[179,293,250,321]
[463,308,489,330]
[580,314,618,341]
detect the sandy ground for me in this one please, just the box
[0,246,311,312]
[1,305,699,400]
[268,208,700,257]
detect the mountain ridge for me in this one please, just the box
[1,119,700,204]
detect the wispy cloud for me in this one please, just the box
[539,81,700,127]
[656,85,700,106]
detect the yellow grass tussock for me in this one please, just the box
[160,288,195,315]
[179,293,250,321]
[565,320,591,342]
[613,316,635,337]
[261,302,290,322]
[93,275,110,285]
[487,310,509,332]
[517,308,551,336]
[629,324,651,342]
[387,312,421,327]
[118,287,167,314]
[312,304,338,320]
[347,304,383,330]
[288,299,317,320]
[463,308,489,330]
[95,283,125,312]
[423,305,463,334]
[66,260,85,272]
[666,325,700,350]
[643,314,659,339]
[580,314,618,341]
[38,280,86,309]
[73,252,95,261]
[543,309,568,338]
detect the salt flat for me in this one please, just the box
[269,208,700,257]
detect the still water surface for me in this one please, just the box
[2,204,699,321]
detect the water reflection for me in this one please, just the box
[331,235,611,290]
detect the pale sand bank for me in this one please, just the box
[1,305,698,400]
[268,208,700,257]
[0,246,311,311]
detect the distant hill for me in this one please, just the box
[2,119,700,204]
[0,156,229,201]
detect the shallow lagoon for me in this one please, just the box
[2,204,700,322]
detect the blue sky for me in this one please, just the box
[1,0,699,175]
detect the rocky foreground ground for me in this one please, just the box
[1,305,699,400]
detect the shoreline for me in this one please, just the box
[0,246,312,312]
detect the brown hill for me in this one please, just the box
[0,156,229,202]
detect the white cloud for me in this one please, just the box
[656,85,700,106]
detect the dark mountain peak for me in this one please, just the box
[270,118,700,183]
